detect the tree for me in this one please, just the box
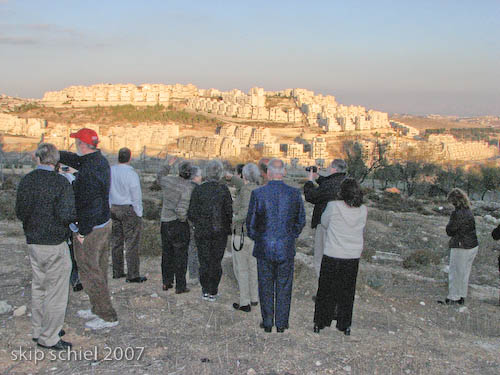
[435,165,465,195]
[479,166,500,200]
[395,161,436,197]
[463,169,482,198]
[343,141,367,182]
[373,164,400,189]
[343,140,388,183]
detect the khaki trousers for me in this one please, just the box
[313,226,325,278]
[232,235,259,306]
[111,205,142,279]
[448,246,478,300]
[29,242,71,347]
[73,222,117,322]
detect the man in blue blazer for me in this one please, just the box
[246,158,306,332]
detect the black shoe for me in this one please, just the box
[337,326,351,336]
[73,283,83,292]
[113,273,126,279]
[438,298,464,305]
[251,301,258,306]
[313,325,322,333]
[37,339,72,351]
[163,283,173,291]
[276,327,286,333]
[126,276,147,283]
[32,329,66,343]
[312,295,316,302]
[175,288,190,294]
[233,303,251,312]
[259,322,272,333]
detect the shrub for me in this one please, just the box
[140,220,161,257]
[365,274,384,289]
[402,249,441,269]
[142,198,161,221]
[0,191,17,220]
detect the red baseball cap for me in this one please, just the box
[70,128,99,146]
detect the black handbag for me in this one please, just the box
[232,224,244,251]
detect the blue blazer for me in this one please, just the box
[246,180,306,262]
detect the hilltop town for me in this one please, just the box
[0,84,498,166]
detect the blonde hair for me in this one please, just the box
[447,188,471,209]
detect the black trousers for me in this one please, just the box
[195,234,228,295]
[161,220,190,291]
[314,256,359,331]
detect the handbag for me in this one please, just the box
[232,224,244,251]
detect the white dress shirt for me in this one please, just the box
[109,164,143,217]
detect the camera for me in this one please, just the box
[305,166,317,173]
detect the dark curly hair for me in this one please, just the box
[340,178,363,207]
[178,161,192,180]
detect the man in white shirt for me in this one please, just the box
[109,148,146,283]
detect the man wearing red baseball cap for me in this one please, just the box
[59,128,119,330]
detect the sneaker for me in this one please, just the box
[202,293,210,301]
[208,294,217,302]
[85,317,119,330]
[77,309,98,320]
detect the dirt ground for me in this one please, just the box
[0,204,499,375]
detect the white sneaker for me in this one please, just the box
[202,293,210,301]
[77,309,98,320]
[208,294,217,302]
[85,317,119,330]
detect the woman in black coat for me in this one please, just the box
[188,160,232,302]
[439,188,478,305]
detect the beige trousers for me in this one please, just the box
[448,246,478,300]
[232,235,259,306]
[313,226,325,279]
[29,242,71,347]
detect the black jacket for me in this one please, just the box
[446,208,478,249]
[492,225,500,241]
[16,168,76,245]
[188,181,233,238]
[59,150,111,235]
[304,172,346,228]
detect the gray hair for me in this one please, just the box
[242,163,260,184]
[190,165,202,180]
[35,143,60,166]
[205,159,224,181]
[267,158,285,178]
[331,158,347,173]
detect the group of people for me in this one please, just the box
[15,128,146,350]
[14,127,497,351]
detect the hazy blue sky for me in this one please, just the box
[1,0,499,116]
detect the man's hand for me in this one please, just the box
[77,234,85,244]
[167,156,177,166]
[308,170,314,181]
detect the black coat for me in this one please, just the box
[188,181,233,238]
[304,172,346,229]
[446,208,478,249]
[16,168,76,245]
[59,150,111,235]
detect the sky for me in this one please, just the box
[1,0,499,116]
